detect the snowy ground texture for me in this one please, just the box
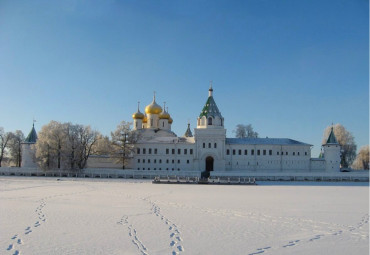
[0,177,368,255]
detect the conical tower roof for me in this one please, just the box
[325,126,338,144]
[184,123,193,137]
[199,85,223,118]
[24,124,38,143]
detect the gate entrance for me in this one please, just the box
[205,156,214,171]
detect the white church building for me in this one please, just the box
[130,86,341,173]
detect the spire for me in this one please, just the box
[209,80,213,97]
[137,101,140,111]
[153,91,156,102]
[325,125,338,144]
[184,122,193,137]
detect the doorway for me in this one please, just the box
[205,156,214,171]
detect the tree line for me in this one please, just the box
[0,120,138,171]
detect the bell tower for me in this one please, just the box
[194,83,226,172]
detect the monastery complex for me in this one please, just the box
[22,86,341,174]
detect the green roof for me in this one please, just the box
[325,128,338,144]
[24,124,38,143]
[184,123,193,137]
[199,96,222,118]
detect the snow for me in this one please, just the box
[1,177,368,255]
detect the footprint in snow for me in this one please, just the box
[17,239,22,244]
[7,244,13,250]
[170,241,176,246]
[13,250,20,255]
[177,246,184,251]
[283,240,299,247]
[11,235,17,240]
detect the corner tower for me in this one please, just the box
[323,126,341,172]
[194,84,226,172]
[21,123,38,168]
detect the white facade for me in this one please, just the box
[132,87,341,173]
[21,87,341,173]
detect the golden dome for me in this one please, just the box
[145,94,162,114]
[159,111,170,119]
[143,115,148,123]
[132,111,144,119]
[159,103,170,119]
[168,117,173,124]
[132,102,144,119]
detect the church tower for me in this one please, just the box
[323,126,341,172]
[21,123,38,168]
[194,84,226,172]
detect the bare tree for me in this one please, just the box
[8,130,25,167]
[0,127,13,167]
[351,145,369,170]
[75,125,99,170]
[35,121,99,170]
[111,121,139,169]
[92,135,113,155]
[322,124,357,168]
[35,121,66,170]
[233,124,259,138]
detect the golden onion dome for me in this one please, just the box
[159,111,170,119]
[168,117,173,124]
[132,111,144,119]
[143,115,148,123]
[159,103,170,119]
[145,94,162,114]
[132,102,144,119]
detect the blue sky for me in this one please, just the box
[0,0,368,157]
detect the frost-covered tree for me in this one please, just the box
[351,145,369,170]
[234,124,258,138]
[111,121,140,169]
[35,121,100,170]
[8,130,25,167]
[322,124,357,168]
[0,127,13,167]
[73,125,99,170]
[35,121,66,170]
[92,135,113,155]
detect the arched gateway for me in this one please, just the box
[205,156,214,171]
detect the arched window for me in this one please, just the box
[162,122,164,127]
[150,119,153,127]
[198,119,200,126]
[208,117,212,125]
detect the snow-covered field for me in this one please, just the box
[0,177,368,255]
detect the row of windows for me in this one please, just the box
[226,149,308,156]
[137,148,194,155]
[137,168,181,171]
[203,142,217,149]
[228,160,308,166]
[137,159,190,164]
